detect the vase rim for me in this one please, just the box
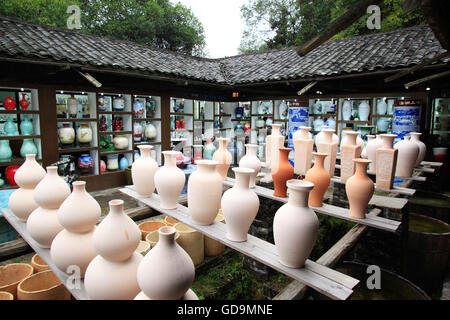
[244,144,257,148]
[72,180,86,189]
[195,159,218,166]
[162,150,179,156]
[410,132,422,137]
[138,145,154,151]
[312,152,327,158]
[232,167,254,174]
[25,154,36,160]
[109,199,124,207]
[300,126,311,130]
[217,137,229,142]
[353,158,371,164]
[159,226,176,237]
[278,147,291,152]
[380,133,397,138]
[286,179,314,191]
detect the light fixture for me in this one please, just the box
[82,92,85,95]
[101,93,104,96]
[60,90,64,94]
[20,88,24,91]
[426,87,431,91]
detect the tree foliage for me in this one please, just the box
[239,0,427,54]
[0,0,206,56]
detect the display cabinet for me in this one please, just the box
[430,97,450,147]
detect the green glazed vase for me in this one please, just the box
[4,117,16,136]
[0,140,12,161]
[20,139,38,157]
[20,115,34,135]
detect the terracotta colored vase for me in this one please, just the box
[293,126,313,175]
[174,223,205,265]
[164,216,179,226]
[188,160,222,225]
[238,144,261,188]
[273,179,318,268]
[0,263,34,298]
[17,270,70,300]
[155,151,186,209]
[31,254,49,273]
[212,138,232,180]
[272,147,294,197]
[137,226,195,300]
[131,145,158,197]
[394,136,420,178]
[221,167,259,242]
[345,159,374,219]
[305,152,330,207]
[366,135,383,174]
[0,292,13,300]
[410,132,426,167]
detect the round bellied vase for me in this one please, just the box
[131,145,158,196]
[155,151,186,210]
[238,144,261,188]
[345,159,374,219]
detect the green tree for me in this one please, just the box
[0,0,206,56]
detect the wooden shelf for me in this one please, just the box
[338,120,369,124]
[100,150,133,156]
[223,178,402,232]
[99,131,132,135]
[133,141,161,145]
[57,118,97,122]
[100,169,125,175]
[98,111,131,115]
[329,176,415,197]
[0,185,18,190]
[0,109,39,114]
[310,114,337,118]
[1,208,90,300]
[231,118,251,122]
[251,114,272,117]
[58,146,98,154]
[0,135,40,140]
[371,114,393,118]
[195,119,214,122]
[215,114,232,117]
[170,113,193,117]
[119,186,358,300]
[0,157,42,166]
[133,118,161,121]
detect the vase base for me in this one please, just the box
[226,233,247,242]
[279,259,305,269]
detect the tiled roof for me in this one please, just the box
[0,15,447,85]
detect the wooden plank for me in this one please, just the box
[1,209,90,300]
[330,176,416,196]
[224,178,400,232]
[404,70,450,89]
[119,187,357,300]
[0,238,31,260]
[420,161,443,167]
[334,164,427,181]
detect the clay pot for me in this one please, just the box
[410,132,426,167]
[204,212,226,256]
[57,181,100,233]
[273,180,318,268]
[33,166,70,210]
[394,136,420,178]
[31,254,49,273]
[27,207,63,248]
[84,252,142,300]
[222,167,260,242]
[131,145,158,196]
[164,216,179,226]
[212,138,232,180]
[345,159,374,219]
[174,223,204,265]
[17,270,70,300]
[238,144,261,188]
[146,229,180,248]
[134,288,199,300]
[272,147,294,197]
[366,135,383,174]
[305,153,330,207]
[155,151,186,209]
[188,160,222,225]
[0,263,34,298]
[0,291,13,300]
[293,126,313,175]
[137,226,195,300]
[136,241,151,255]
[317,129,338,178]
[93,199,141,262]
[138,221,167,241]
[266,123,285,170]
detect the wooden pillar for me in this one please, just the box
[161,94,171,154]
[37,85,59,168]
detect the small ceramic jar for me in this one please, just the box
[113,136,129,150]
[77,124,93,145]
[58,123,75,145]
[106,154,119,170]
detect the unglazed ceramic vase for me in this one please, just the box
[92,199,141,262]
[394,136,419,178]
[188,160,222,225]
[317,129,338,178]
[340,131,362,183]
[266,123,285,170]
[26,207,63,248]
[273,179,318,268]
[132,145,158,196]
[314,125,339,147]
[375,134,398,190]
[33,166,70,210]
[345,159,374,219]
[272,147,294,197]
[137,226,195,300]
[366,135,383,174]
[84,252,142,300]
[174,223,204,265]
[238,144,261,188]
[305,153,330,207]
[204,212,225,257]
[8,154,45,221]
[212,138,232,180]
[340,130,365,151]
[410,132,426,167]
[221,167,259,242]
[155,151,186,209]
[293,126,313,175]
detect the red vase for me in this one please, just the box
[272,147,294,197]
[3,96,15,110]
[181,120,186,130]
[5,165,21,186]
[19,94,29,111]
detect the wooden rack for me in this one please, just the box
[119,186,359,300]
[330,177,416,196]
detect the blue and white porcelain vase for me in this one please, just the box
[392,99,421,142]
[358,101,370,121]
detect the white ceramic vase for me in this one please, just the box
[155,151,186,209]
[358,101,370,121]
[238,144,261,188]
[273,179,318,268]
[132,145,158,196]
[221,167,259,242]
[410,132,426,167]
[342,100,352,120]
[365,135,383,174]
[377,100,387,115]
[188,160,222,225]
[394,136,420,178]
[314,125,339,147]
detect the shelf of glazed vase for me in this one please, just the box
[1,208,90,300]
[0,110,39,114]
[222,178,401,232]
[57,118,97,122]
[99,150,133,156]
[57,146,98,154]
[99,131,133,135]
[0,156,42,166]
[119,186,358,301]
[0,135,40,140]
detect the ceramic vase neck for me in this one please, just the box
[163,151,178,168]
[279,148,290,162]
[158,227,176,247]
[109,199,124,216]
[288,187,309,207]
[46,166,58,177]
[245,144,257,157]
[25,154,36,162]
[354,160,370,177]
[234,169,252,189]
[218,139,228,150]
[72,181,86,193]
[313,153,326,169]
[300,127,311,139]
[404,136,411,141]
[410,133,421,141]
[381,134,396,149]
[271,124,281,136]
[323,129,334,143]
[138,146,153,158]
[345,132,358,146]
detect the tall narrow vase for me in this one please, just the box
[188,160,222,225]
[293,126,313,175]
[131,145,158,196]
[345,159,374,219]
[155,151,186,209]
[272,147,294,197]
[212,138,232,180]
[394,136,419,178]
[316,129,338,178]
[238,144,261,188]
[410,132,426,167]
[375,134,398,190]
[340,131,362,183]
[305,153,330,207]
[366,135,383,174]
[265,123,285,170]
[273,179,318,268]
[221,167,259,242]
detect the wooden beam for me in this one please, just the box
[296,0,384,57]
[404,69,450,89]
[297,81,318,95]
